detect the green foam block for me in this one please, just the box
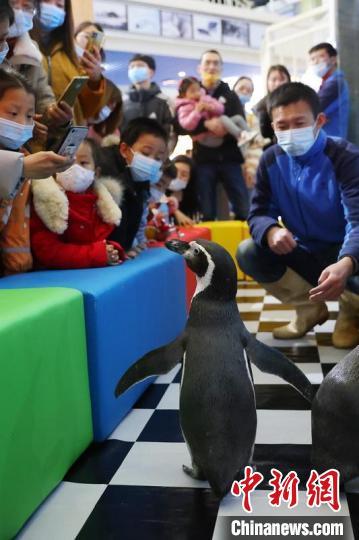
[0,288,93,540]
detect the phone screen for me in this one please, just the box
[86,31,105,52]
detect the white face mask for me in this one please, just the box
[275,125,318,157]
[75,43,85,58]
[56,164,95,192]
[129,150,162,184]
[94,105,112,124]
[40,2,65,30]
[0,117,34,149]
[311,61,330,78]
[0,42,9,64]
[169,178,187,191]
[8,9,34,38]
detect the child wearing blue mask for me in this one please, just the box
[0,67,35,275]
[98,117,168,257]
[0,1,13,64]
[4,0,73,140]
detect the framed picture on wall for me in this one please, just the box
[193,14,221,43]
[249,22,267,49]
[222,18,249,47]
[128,5,161,36]
[93,0,127,31]
[161,10,192,40]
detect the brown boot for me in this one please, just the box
[260,268,329,339]
[332,290,359,349]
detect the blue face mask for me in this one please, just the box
[0,42,9,64]
[40,2,65,30]
[239,94,251,105]
[275,125,317,157]
[130,150,162,184]
[128,66,149,85]
[8,9,34,38]
[311,61,330,79]
[94,105,112,124]
[0,118,34,150]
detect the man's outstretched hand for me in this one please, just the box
[309,257,354,301]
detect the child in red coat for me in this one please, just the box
[31,139,126,269]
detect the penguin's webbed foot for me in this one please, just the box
[182,464,206,480]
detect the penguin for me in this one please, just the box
[312,345,359,483]
[115,239,315,498]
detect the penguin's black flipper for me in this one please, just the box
[115,333,186,397]
[246,337,315,403]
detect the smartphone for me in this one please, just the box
[54,126,89,158]
[86,31,105,53]
[57,76,89,108]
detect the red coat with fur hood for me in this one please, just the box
[31,176,125,269]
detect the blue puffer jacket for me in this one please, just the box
[249,130,359,265]
[318,70,349,138]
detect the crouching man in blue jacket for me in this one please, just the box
[236,82,359,349]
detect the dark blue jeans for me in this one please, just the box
[236,238,359,293]
[196,162,249,221]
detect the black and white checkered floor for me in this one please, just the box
[17,283,359,540]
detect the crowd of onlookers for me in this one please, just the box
[0,0,358,349]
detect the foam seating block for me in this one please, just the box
[196,221,252,280]
[0,249,186,441]
[0,288,92,540]
[148,226,211,310]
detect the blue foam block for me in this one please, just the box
[0,249,186,440]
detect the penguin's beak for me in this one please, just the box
[165,239,191,255]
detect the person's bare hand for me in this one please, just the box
[23,152,74,178]
[45,101,73,126]
[267,226,297,255]
[309,257,354,302]
[106,243,120,265]
[80,46,102,83]
[204,117,227,137]
[175,209,194,227]
[243,166,256,189]
[195,102,206,113]
[33,115,48,143]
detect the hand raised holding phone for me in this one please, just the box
[41,78,87,127]
[45,101,73,126]
[80,46,103,84]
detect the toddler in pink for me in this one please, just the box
[175,77,248,147]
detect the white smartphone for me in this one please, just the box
[55,126,89,158]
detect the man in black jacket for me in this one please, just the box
[122,54,173,139]
[175,49,249,221]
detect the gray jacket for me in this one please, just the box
[7,34,55,114]
[0,151,24,199]
[122,82,173,135]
